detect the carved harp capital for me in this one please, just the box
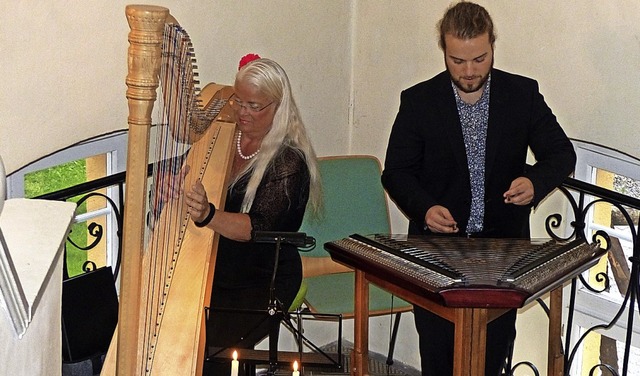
[125,5,169,118]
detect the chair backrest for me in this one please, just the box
[298,155,412,316]
[300,155,390,258]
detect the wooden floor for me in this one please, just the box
[255,342,421,376]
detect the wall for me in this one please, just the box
[3,1,638,189]
[0,0,352,173]
[2,1,638,186]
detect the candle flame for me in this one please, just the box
[293,360,299,371]
[232,350,238,361]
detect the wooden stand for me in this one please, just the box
[349,269,565,376]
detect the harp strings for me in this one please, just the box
[140,23,220,373]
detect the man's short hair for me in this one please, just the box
[438,1,496,50]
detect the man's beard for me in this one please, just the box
[447,60,493,94]
[451,73,490,93]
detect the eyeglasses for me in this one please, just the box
[228,94,274,113]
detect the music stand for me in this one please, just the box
[205,231,318,376]
[254,231,315,375]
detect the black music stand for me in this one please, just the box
[255,231,314,375]
[205,231,325,376]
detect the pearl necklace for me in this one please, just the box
[236,130,260,160]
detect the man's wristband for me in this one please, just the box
[194,202,216,227]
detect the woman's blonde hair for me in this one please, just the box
[231,58,321,217]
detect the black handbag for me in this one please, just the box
[61,266,118,374]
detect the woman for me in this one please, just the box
[185,56,321,375]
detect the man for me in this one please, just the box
[381,2,576,375]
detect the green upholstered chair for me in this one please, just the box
[299,155,412,362]
[288,279,307,312]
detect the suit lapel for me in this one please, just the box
[485,70,509,183]
[433,74,469,176]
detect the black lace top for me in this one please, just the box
[213,146,310,289]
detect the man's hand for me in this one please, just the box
[425,205,458,233]
[503,177,534,205]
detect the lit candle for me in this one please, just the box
[231,350,239,376]
[292,360,300,376]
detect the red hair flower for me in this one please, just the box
[238,53,261,70]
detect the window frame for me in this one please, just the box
[6,130,128,269]
[569,139,640,374]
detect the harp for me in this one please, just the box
[101,5,236,375]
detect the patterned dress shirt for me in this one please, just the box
[451,75,491,234]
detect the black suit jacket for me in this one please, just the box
[381,69,576,238]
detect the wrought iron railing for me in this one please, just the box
[503,176,639,375]
[552,178,638,376]
[36,164,153,280]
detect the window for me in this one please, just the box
[6,131,127,277]
[570,140,640,375]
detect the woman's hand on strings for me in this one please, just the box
[185,180,210,223]
[158,164,190,202]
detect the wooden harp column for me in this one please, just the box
[118,6,168,375]
[102,5,236,375]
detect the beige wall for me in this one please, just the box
[5,1,638,174]
[0,0,353,173]
[2,0,638,372]
[4,0,638,229]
